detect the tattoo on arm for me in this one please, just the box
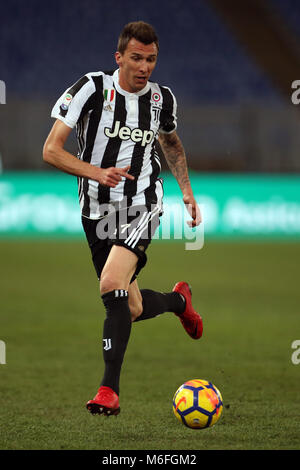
[158,131,191,193]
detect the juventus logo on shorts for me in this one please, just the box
[103,338,112,351]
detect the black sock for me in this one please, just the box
[100,289,131,396]
[134,289,185,322]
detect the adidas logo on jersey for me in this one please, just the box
[104,120,154,147]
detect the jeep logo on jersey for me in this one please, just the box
[104,121,154,147]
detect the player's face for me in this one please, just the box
[115,39,158,93]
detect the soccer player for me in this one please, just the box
[43,21,203,416]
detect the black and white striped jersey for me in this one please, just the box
[51,69,177,219]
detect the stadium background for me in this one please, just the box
[0,0,299,451]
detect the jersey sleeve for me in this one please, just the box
[51,74,97,128]
[159,86,177,134]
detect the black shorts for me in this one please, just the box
[81,205,161,283]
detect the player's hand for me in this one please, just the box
[183,193,202,227]
[98,165,134,188]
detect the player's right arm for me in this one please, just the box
[43,119,134,188]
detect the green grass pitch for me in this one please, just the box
[0,239,299,450]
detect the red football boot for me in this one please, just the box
[172,282,203,339]
[86,386,120,416]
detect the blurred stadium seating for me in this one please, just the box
[271,0,300,37]
[0,0,299,171]
[0,0,285,101]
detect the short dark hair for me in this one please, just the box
[117,21,159,54]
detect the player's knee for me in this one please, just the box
[99,274,120,296]
[129,299,143,322]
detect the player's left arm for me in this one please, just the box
[158,131,202,227]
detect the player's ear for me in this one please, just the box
[115,51,122,67]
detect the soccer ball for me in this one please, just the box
[173,379,223,429]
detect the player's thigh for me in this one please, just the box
[100,244,138,294]
[128,279,143,321]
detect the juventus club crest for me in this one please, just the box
[152,106,161,123]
